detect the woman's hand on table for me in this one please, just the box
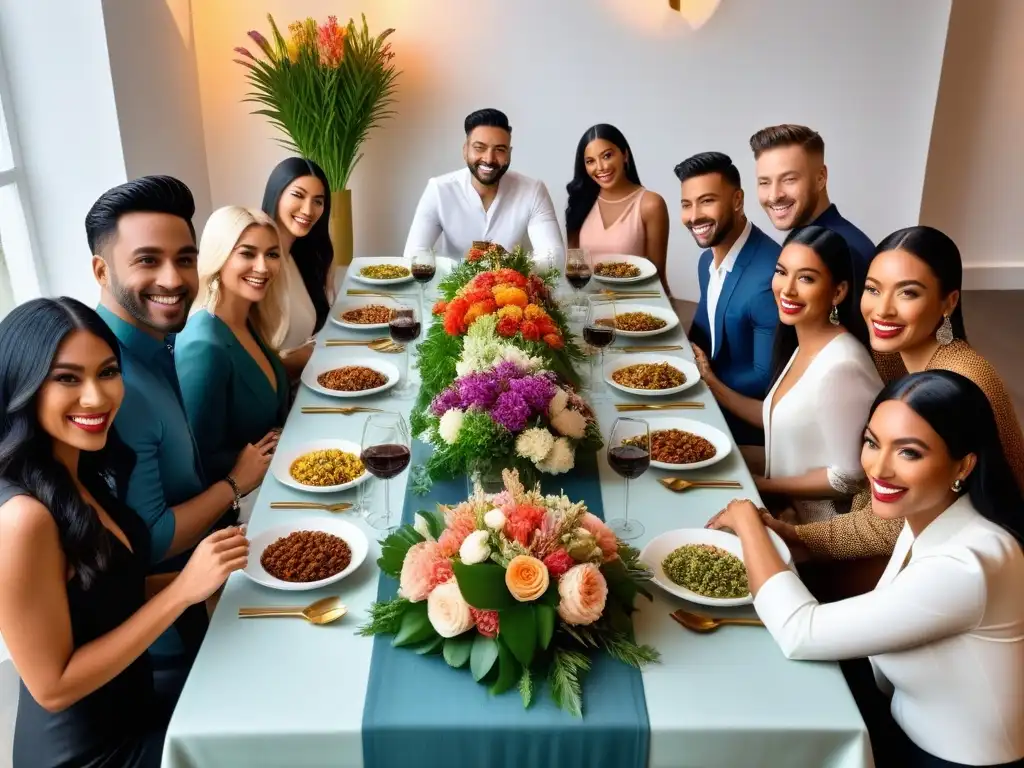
[173,526,249,605]
[231,431,279,493]
[706,498,763,534]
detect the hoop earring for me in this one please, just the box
[936,314,954,346]
[828,305,840,326]
[951,478,963,493]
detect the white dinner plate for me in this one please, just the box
[591,254,658,285]
[330,297,400,331]
[615,416,732,470]
[590,303,679,338]
[243,517,369,592]
[271,438,369,494]
[301,356,400,399]
[640,527,792,607]
[350,257,414,286]
[605,353,701,397]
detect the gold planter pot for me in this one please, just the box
[328,188,353,267]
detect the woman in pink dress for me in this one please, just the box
[565,124,670,294]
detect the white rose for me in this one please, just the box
[483,508,506,530]
[427,580,475,638]
[438,408,465,444]
[550,408,587,440]
[459,529,491,565]
[413,513,434,541]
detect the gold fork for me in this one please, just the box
[614,402,704,411]
[347,289,413,298]
[325,337,391,347]
[269,501,355,513]
[300,406,384,415]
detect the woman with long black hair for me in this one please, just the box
[261,156,333,377]
[695,225,881,523]
[564,124,669,292]
[710,370,1024,767]
[0,298,247,767]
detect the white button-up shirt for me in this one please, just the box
[755,495,1024,765]
[403,168,564,260]
[705,219,751,356]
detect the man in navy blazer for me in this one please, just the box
[674,152,780,445]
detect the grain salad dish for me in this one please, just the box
[260,530,353,583]
[662,543,748,599]
[340,305,394,324]
[624,429,717,464]
[289,448,364,487]
[317,366,388,392]
[359,264,410,280]
[597,312,667,333]
[595,261,642,278]
[611,362,686,390]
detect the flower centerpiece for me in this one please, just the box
[412,245,596,486]
[234,14,400,266]
[360,470,659,716]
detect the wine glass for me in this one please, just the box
[584,297,616,395]
[535,247,559,276]
[410,246,436,317]
[606,417,650,540]
[564,248,591,319]
[388,302,420,397]
[360,412,412,533]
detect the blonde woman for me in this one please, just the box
[174,207,288,510]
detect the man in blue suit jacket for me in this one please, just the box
[674,153,780,445]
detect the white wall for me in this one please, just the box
[920,0,1024,289]
[103,0,213,227]
[0,0,126,303]
[191,0,951,301]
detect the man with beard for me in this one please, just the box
[403,108,563,259]
[750,124,874,276]
[87,175,272,704]
[674,152,779,445]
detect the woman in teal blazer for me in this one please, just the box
[175,206,290,485]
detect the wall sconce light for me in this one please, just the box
[668,0,722,30]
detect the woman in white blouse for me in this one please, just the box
[695,226,882,523]
[709,370,1024,767]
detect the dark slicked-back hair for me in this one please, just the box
[673,152,741,188]
[464,108,511,136]
[749,124,824,160]
[85,175,196,255]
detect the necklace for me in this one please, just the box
[597,187,643,204]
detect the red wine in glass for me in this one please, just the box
[389,316,421,344]
[360,443,412,479]
[608,444,651,479]
[412,264,436,283]
[566,266,592,290]
[583,325,615,348]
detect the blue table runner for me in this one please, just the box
[361,440,650,768]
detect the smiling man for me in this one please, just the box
[675,152,779,446]
[403,108,564,260]
[750,124,874,278]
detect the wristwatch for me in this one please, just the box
[224,474,242,513]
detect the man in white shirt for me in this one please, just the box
[675,152,780,445]
[403,108,564,260]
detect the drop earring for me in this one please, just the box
[951,478,963,493]
[829,305,840,326]
[936,314,954,346]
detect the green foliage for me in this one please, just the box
[549,648,590,718]
[392,601,435,647]
[409,464,433,496]
[357,597,411,636]
[236,14,400,191]
[535,604,556,650]
[490,638,520,695]
[499,603,537,668]
[451,562,515,611]
[470,634,499,681]
[377,525,425,577]
[412,635,444,655]
[558,625,660,668]
[518,667,534,709]
[442,634,474,668]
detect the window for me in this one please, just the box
[0,45,42,318]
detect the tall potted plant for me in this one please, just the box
[235,14,400,267]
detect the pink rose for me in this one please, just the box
[580,513,619,562]
[427,580,475,638]
[399,541,445,602]
[557,563,608,625]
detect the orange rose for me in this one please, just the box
[505,555,550,602]
[494,287,529,308]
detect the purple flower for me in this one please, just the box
[491,391,531,432]
[431,387,462,416]
[508,374,557,413]
[457,373,502,410]
[492,360,525,384]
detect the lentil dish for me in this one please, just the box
[611,362,686,390]
[595,261,642,278]
[261,530,353,583]
[289,448,364,487]
[624,429,717,464]
[596,312,667,333]
[359,264,410,280]
[317,366,389,392]
[340,305,394,324]
[662,543,748,599]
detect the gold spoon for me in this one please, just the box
[614,402,704,411]
[659,478,743,493]
[670,609,762,633]
[238,596,347,625]
[300,406,384,415]
[325,337,391,347]
[269,501,355,513]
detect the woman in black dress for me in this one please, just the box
[0,298,249,768]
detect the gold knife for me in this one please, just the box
[614,402,704,411]
[611,345,685,353]
[300,406,384,414]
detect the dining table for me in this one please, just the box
[161,257,872,768]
